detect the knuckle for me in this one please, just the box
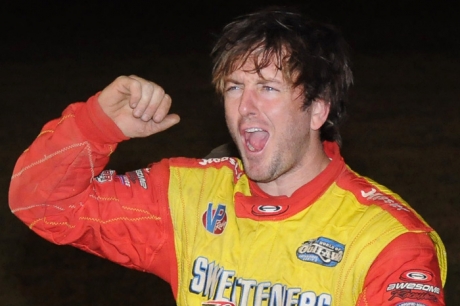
[163,94,172,105]
[156,87,165,97]
[115,75,128,84]
[144,82,155,93]
[151,83,165,96]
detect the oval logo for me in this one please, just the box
[251,205,289,216]
[400,269,433,282]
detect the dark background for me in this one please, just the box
[2,1,459,60]
[1,0,459,304]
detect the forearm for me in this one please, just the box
[9,77,181,287]
[9,93,123,239]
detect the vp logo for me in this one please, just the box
[202,203,228,235]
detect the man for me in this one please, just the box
[9,8,446,305]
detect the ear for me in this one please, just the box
[310,99,330,131]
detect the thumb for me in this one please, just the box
[146,113,181,135]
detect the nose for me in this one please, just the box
[238,88,258,117]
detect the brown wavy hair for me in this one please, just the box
[211,7,353,144]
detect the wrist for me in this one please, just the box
[75,92,129,144]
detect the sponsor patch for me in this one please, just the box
[135,169,148,189]
[198,157,243,180]
[389,289,438,302]
[202,203,227,235]
[94,170,115,183]
[251,205,289,216]
[296,237,345,267]
[126,169,148,189]
[400,270,433,282]
[190,256,332,305]
[361,188,410,212]
[387,283,440,294]
[396,302,427,306]
[115,175,131,187]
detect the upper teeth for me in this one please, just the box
[246,128,263,133]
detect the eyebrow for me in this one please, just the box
[223,77,243,84]
[223,75,284,85]
[258,78,283,85]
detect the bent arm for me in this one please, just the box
[9,95,175,281]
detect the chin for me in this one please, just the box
[242,162,273,183]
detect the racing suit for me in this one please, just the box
[9,94,447,305]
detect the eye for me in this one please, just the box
[225,84,241,92]
[225,85,240,92]
[262,85,279,92]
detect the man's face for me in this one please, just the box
[224,60,315,183]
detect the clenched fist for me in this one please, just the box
[98,75,180,138]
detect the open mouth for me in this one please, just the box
[243,127,269,152]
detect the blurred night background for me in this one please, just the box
[1,0,459,304]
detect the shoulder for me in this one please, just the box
[335,165,432,232]
[358,232,446,305]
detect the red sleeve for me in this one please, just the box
[357,232,445,305]
[8,95,177,286]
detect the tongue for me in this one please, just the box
[247,131,269,152]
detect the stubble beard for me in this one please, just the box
[229,124,305,184]
[239,144,285,183]
[243,130,309,184]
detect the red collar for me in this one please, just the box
[235,141,345,220]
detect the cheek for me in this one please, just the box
[224,108,237,134]
[283,111,311,138]
[267,103,305,128]
[224,97,234,113]
[224,99,239,121]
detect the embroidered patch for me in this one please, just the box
[389,289,438,302]
[202,203,227,235]
[115,175,131,187]
[94,170,115,183]
[296,237,345,267]
[126,169,148,189]
[251,204,289,216]
[400,270,433,282]
[387,282,441,298]
[190,257,333,304]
